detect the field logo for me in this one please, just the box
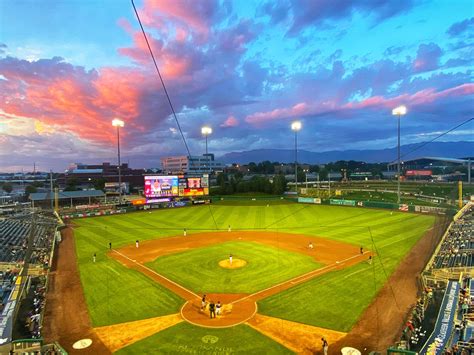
[201,335,219,344]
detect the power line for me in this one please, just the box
[389,117,473,164]
[130,0,192,159]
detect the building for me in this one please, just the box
[387,157,472,183]
[57,162,145,190]
[161,155,224,174]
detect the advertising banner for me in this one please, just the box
[183,188,205,196]
[415,206,446,214]
[330,199,356,206]
[406,170,432,176]
[298,197,322,204]
[420,281,459,355]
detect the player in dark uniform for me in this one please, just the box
[209,300,216,319]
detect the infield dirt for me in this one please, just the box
[43,220,443,354]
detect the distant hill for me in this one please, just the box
[218,141,474,164]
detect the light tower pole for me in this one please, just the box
[112,118,125,204]
[392,106,407,205]
[201,126,212,173]
[291,121,302,195]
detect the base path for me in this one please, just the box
[247,314,347,354]
[43,227,111,354]
[94,314,182,352]
[112,231,369,328]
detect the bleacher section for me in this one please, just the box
[0,217,56,265]
[433,204,473,269]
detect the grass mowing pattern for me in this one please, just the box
[74,228,184,327]
[73,203,434,331]
[258,206,435,332]
[147,241,322,294]
[115,322,293,355]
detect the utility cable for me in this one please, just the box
[388,117,473,164]
[131,0,193,161]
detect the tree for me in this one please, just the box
[92,178,106,191]
[25,185,37,197]
[272,174,287,195]
[65,177,79,191]
[2,183,13,193]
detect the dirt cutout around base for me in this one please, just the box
[247,314,347,354]
[94,314,182,353]
[219,258,247,269]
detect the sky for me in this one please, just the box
[0,0,473,172]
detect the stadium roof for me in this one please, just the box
[387,156,470,166]
[29,190,105,201]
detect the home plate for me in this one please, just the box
[73,338,92,349]
[336,261,340,264]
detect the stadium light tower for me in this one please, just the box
[201,126,212,172]
[291,121,302,195]
[392,105,407,204]
[112,118,125,204]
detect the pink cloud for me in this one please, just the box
[140,0,215,36]
[220,115,239,127]
[245,101,336,124]
[0,57,155,145]
[246,83,474,125]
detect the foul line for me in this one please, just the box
[112,249,200,299]
[232,251,370,305]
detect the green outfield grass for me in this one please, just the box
[115,322,293,355]
[147,241,322,294]
[73,203,435,336]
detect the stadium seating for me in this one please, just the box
[0,216,56,264]
[432,205,473,269]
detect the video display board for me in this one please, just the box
[145,175,209,201]
[144,176,179,198]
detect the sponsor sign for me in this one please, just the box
[405,170,432,176]
[298,197,322,204]
[146,198,171,204]
[330,199,356,206]
[415,205,446,214]
[399,204,409,211]
[75,204,100,210]
[420,281,459,355]
[350,172,372,177]
[131,199,146,206]
[183,188,205,196]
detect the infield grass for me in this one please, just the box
[147,241,322,294]
[73,203,435,332]
[115,322,293,354]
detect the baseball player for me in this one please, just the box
[229,253,233,265]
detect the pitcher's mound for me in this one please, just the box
[219,259,247,269]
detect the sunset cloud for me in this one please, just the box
[1,1,472,171]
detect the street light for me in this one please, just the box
[291,121,302,195]
[303,169,309,189]
[392,105,407,204]
[201,126,212,173]
[112,118,125,204]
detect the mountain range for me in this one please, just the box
[218,141,473,164]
